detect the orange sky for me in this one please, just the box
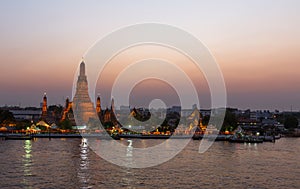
[94,45,210,108]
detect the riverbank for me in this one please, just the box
[0,133,286,142]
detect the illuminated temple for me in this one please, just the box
[72,61,98,126]
[61,61,118,128]
[41,61,200,132]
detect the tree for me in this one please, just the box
[284,115,299,130]
[0,110,15,124]
[202,115,210,126]
[59,119,72,130]
[221,109,237,132]
[15,120,31,130]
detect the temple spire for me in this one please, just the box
[41,93,48,121]
[73,58,98,127]
[96,95,101,113]
[111,98,115,113]
[80,60,85,76]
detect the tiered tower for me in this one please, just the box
[72,61,98,126]
[61,97,72,120]
[41,93,48,120]
[96,96,101,113]
[111,98,115,113]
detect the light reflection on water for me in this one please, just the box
[22,140,32,188]
[78,138,91,189]
[121,140,134,187]
[0,138,299,189]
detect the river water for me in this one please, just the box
[0,137,299,189]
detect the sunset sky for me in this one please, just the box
[0,0,299,110]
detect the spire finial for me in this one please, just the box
[80,60,85,76]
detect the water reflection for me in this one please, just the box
[78,138,91,189]
[0,138,299,188]
[120,140,135,187]
[22,140,32,187]
[126,140,133,157]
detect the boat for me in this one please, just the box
[228,135,263,143]
[30,133,120,140]
[120,133,231,140]
[259,134,281,142]
[192,134,232,141]
[228,126,263,143]
[119,133,193,139]
[215,135,232,141]
[5,134,33,140]
[80,133,120,140]
[259,135,275,142]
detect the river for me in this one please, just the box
[0,137,299,188]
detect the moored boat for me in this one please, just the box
[5,134,33,140]
[229,135,263,143]
[119,133,194,139]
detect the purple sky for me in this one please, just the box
[0,0,300,111]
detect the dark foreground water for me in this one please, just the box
[0,137,299,189]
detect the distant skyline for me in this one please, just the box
[0,0,300,111]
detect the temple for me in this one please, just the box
[72,61,99,127]
[61,61,118,129]
[97,97,119,128]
